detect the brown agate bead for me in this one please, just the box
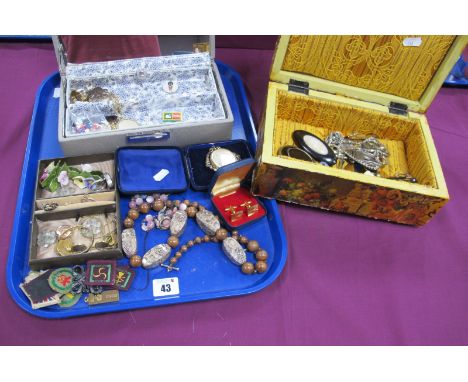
[181,245,188,253]
[241,262,255,274]
[247,240,259,252]
[140,202,150,214]
[255,249,268,261]
[215,228,228,241]
[129,255,142,268]
[187,206,197,218]
[170,257,178,265]
[255,261,267,273]
[167,236,179,248]
[203,235,210,243]
[231,230,239,237]
[194,236,202,244]
[165,200,173,208]
[127,209,139,220]
[175,251,182,258]
[123,217,134,228]
[191,202,199,208]
[153,200,164,211]
[239,236,248,245]
[174,200,181,207]
[187,240,194,247]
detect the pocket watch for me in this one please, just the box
[205,146,241,171]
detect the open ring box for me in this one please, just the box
[29,153,123,270]
[209,158,266,229]
[253,35,468,226]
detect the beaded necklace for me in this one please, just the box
[122,194,268,275]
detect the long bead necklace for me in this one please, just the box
[123,194,268,275]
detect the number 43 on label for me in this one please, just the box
[153,277,180,297]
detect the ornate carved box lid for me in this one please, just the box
[271,35,468,113]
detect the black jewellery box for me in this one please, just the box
[29,153,123,270]
[185,139,253,191]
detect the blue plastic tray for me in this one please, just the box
[6,61,287,318]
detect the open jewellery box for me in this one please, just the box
[252,35,468,226]
[185,139,253,191]
[52,35,234,156]
[29,153,123,270]
[210,158,266,229]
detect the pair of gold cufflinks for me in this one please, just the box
[225,201,259,222]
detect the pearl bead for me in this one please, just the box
[247,240,260,252]
[191,202,199,208]
[215,228,228,241]
[129,201,137,209]
[140,202,150,214]
[194,236,202,244]
[146,196,154,204]
[187,240,194,247]
[128,209,139,220]
[130,255,142,267]
[174,200,180,207]
[255,261,267,273]
[135,197,144,206]
[241,262,255,274]
[255,249,268,261]
[167,236,179,248]
[153,200,164,211]
[179,203,187,211]
[160,194,168,202]
[145,214,154,221]
[183,199,190,206]
[146,220,155,230]
[123,217,134,228]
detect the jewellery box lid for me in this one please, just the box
[115,146,188,195]
[209,158,256,198]
[52,35,215,75]
[270,35,468,113]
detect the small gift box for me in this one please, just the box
[185,139,253,191]
[116,147,188,194]
[209,158,266,229]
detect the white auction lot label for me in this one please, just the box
[153,277,180,297]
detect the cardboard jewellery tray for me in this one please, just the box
[252,35,468,226]
[53,36,234,156]
[7,62,287,318]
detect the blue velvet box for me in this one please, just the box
[116,147,188,194]
[185,139,253,191]
[209,158,266,230]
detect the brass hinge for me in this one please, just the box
[288,79,309,95]
[389,102,408,116]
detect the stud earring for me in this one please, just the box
[225,205,243,222]
[241,201,259,217]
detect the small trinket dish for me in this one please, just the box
[209,158,266,229]
[116,147,188,194]
[185,139,253,191]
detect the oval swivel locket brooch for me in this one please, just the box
[205,146,241,171]
[292,130,337,166]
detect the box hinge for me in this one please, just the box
[288,79,309,95]
[389,102,408,116]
